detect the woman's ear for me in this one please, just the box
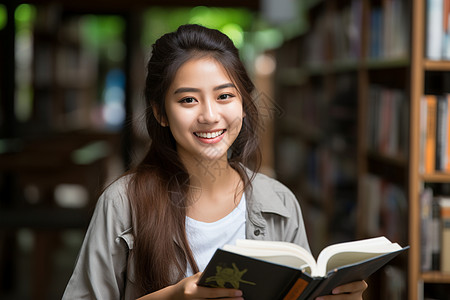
[152,105,169,127]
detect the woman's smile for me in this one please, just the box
[194,129,226,144]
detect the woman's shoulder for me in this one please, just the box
[97,174,134,214]
[246,169,299,210]
[249,170,295,196]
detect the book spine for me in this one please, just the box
[435,96,447,171]
[281,277,312,300]
[367,85,407,157]
[446,94,450,171]
[426,0,444,60]
[440,199,450,273]
[424,95,437,174]
[293,278,322,300]
[420,188,434,271]
[369,8,383,59]
[420,97,428,173]
[431,198,441,270]
[443,0,450,59]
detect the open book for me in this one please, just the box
[197,236,408,300]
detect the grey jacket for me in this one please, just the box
[62,171,310,300]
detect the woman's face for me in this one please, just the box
[164,57,244,165]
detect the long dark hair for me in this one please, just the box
[128,24,261,295]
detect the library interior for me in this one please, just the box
[1,0,450,299]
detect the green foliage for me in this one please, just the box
[141,6,254,49]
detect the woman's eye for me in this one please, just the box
[218,94,234,100]
[180,97,196,104]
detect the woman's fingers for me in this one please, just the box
[183,272,243,299]
[195,285,243,299]
[315,280,368,300]
[331,280,368,295]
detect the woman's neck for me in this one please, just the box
[183,155,235,192]
[181,155,244,222]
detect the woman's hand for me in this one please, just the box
[175,272,243,299]
[315,280,368,300]
[138,272,243,300]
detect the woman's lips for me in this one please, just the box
[194,129,226,144]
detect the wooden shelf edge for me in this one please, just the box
[421,272,450,283]
[424,60,450,71]
[365,57,410,69]
[421,172,450,183]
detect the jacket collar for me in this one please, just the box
[244,168,291,228]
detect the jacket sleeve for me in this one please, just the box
[62,180,133,299]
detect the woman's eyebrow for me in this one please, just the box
[174,87,200,94]
[173,83,236,94]
[214,83,236,91]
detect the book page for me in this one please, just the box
[223,240,316,272]
[316,237,402,276]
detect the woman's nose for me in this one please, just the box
[198,99,220,123]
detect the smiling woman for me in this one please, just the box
[164,57,244,163]
[62,24,368,300]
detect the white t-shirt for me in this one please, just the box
[185,193,246,277]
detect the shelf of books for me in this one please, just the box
[274,0,450,299]
[274,0,360,264]
[412,0,450,298]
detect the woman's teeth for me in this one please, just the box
[195,130,224,139]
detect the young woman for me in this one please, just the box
[63,24,367,300]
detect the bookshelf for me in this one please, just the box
[274,0,450,299]
[411,0,450,299]
[274,0,359,257]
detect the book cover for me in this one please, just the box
[197,240,408,300]
[302,248,408,300]
[197,249,307,300]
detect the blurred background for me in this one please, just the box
[2,0,447,299]
[0,1,313,299]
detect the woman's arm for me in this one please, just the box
[62,181,132,299]
[137,273,243,300]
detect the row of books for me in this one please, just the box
[304,0,409,66]
[369,0,409,59]
[329,0,363,61]
[426,0,450,60]
[420,94,450,174]
[420,187,450,273]
[359,174,408,245]
[366,85,409,158]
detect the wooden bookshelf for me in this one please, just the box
[421,173,450,183]
[274,0,450,299]
[421,272,450,284]
[274,0,359,256]
[424,60,450,71]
